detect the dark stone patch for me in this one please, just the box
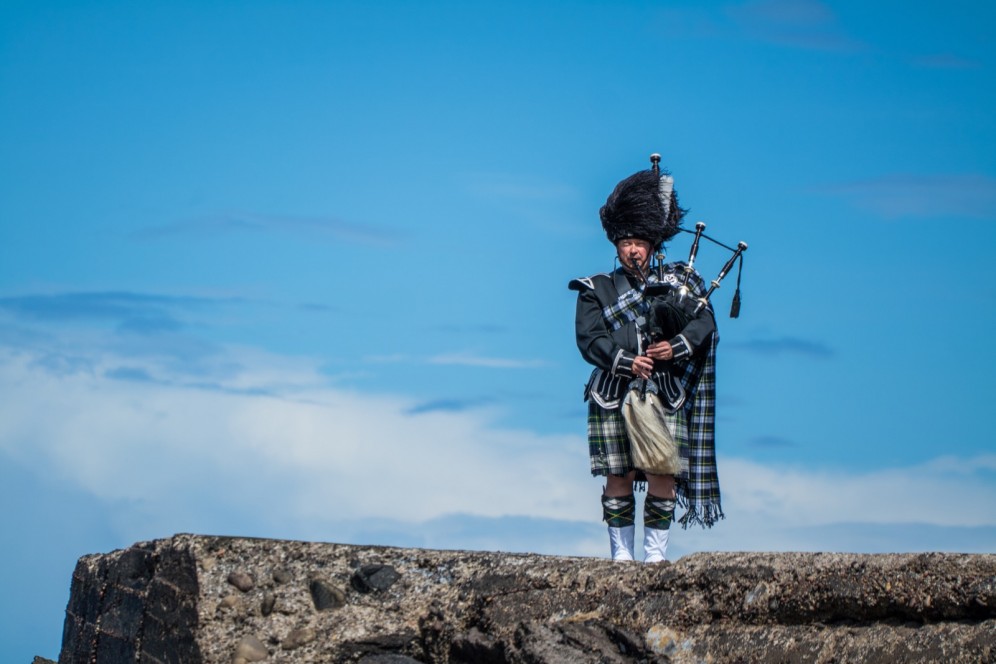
[94,632,138,663]
[607,626,646,659]
[59,617,96,663]
[261,591,275,616]
[340,630,420,662]
[449,627,507,664]
[356,654,423,664]
[468,573,527,597]
[351,564,401,593]
[155,547,200,596]
[309,579,346,611]
[139,611,202,664]
[107,547,155,590]
[969,576,996,613]
[512,621,606,663]
[97,586,146,640]
[65,561,108,625]
[144,577,187,622]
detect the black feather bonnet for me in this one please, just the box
[599,162,686,250]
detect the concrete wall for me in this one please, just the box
[58,534,996,663]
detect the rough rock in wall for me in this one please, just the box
[58,534,995,663]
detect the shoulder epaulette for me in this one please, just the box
[568,273,612,292]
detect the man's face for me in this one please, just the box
[617,238,652,273]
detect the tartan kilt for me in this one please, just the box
[588,400,686,477]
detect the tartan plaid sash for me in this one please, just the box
[675,330,723,528]
[602,273,658,336]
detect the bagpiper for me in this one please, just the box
[569,154,744,562]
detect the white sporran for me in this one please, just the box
[621,388,681,476]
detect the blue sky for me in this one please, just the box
[2,0,994,659]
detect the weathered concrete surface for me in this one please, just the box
[59,534,996,663]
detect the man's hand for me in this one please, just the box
[645,341,674,361]
[632,355,655,379]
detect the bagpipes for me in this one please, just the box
[621,155,748,477]
[631,154,748,343]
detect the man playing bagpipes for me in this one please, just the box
[569,154,746,562]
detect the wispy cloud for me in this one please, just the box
[29,351,96,378]
[0,296,328,391]
[1,336,994,559]
[326,513,604,557]
[725,0,867,53]
[819,173,996,220]
[0,291,241,337]
[462,173,577,201]
[0,291,220,321]
[405,397,495,415]
[104,366,156,382]
[367,351,548,369]
[750,434,799,448]
[911,53,982,70]
[652,7,726,39]
[298,302,337,313]
[433,323,508,335]
[427,352,549,369]
[722,455,996,530]
[364,353,412,364]
[660,2,978,67]
[656,0,867,53]
[0,344,587,532]
[0,292,250,380]
[135,212,402,246]
[729,336,834,359]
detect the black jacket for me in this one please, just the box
[570,265,715,373]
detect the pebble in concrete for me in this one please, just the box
[228,571,255,592]
[646,625,685,656]
[233,635,268,662]
[261,591,276,616]
[218,595,243,612]
[309,579,346,610]
[282,626,317,650]
[351,564,401,593]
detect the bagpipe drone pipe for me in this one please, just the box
[631,220,748,344]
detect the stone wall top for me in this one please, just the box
[58,534,996,663]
